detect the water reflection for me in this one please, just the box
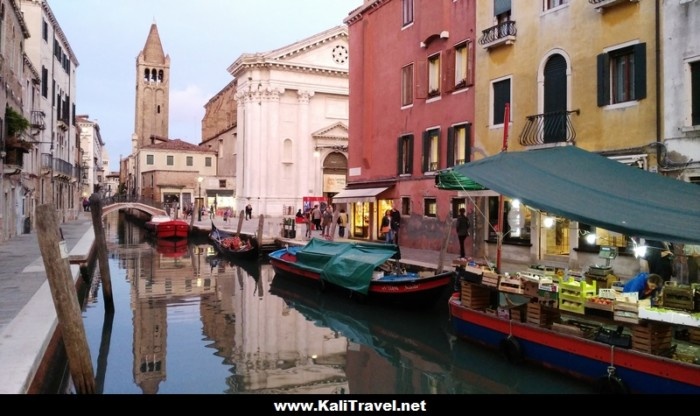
[80,213,594,394]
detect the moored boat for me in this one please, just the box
[448,289,700,394]
[208,221,259,261]
[145,215,190,239]
[268,238,454,308]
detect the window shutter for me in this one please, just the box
[415,60,427,100]
[633,43,647,101]
[692,62,700,126]
[597,53,609,107]
[397,136,403,175]
[465,123,472,163]
[447,127,455,168]
[467,41,475,86]
[422,131,430,173]
[443,48,455,93]
[407,134,414,174]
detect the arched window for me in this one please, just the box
[158,70,164,83]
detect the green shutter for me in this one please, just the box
[633,43,647,101]
[447,127,455,168]
[597,53,609,107]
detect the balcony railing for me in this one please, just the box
[30,110,46,132]
[519,110,580,147]
[41,153,75,177]
[478,21,517,49]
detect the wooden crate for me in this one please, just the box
[690,328,700,345]
[632,322,673,354]
[499,275,524,294]
[460,281,491,309]
[482,270,500,287]
[527,302,559,326]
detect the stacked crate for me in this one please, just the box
[688,327,700,345]
[460,281,491,309]
[527,302,560,326]
[632,322,673,354]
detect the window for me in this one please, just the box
[492,78,511,125]
[167,155,174,166]
[487,197,531,244]
[447,123,470,167]
[397,134,414,175]
[186,156,193,166]
[577,223,631,254]
[597,43,646,106]
[424,198,437,218]
[402,0,414,26]
[691,61,700,126]
[205,157,212,167]
[41,66,48,98]
[451,198,467,219]
[454,42,473,89]
[543,0,567,11]
[401,64,414,106]
[42,20,48,42]
[219,179,227,188]
[422,128,440,172]
[428,54,441,97]
[401,197,411,216]
[146,154,154,165]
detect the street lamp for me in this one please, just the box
[197,176,203,221]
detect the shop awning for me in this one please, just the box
[332,187,390,203]
[445,145,700,245]
[434,169,499,196]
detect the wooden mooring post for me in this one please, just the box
[35,204,95,394]
[90,193,114,312]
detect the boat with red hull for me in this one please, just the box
[448,293,700,394]
[268,238,454,308]
[145,215,190,239]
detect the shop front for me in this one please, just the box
[331,187,392,241]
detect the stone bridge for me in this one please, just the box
[100,196,167,218]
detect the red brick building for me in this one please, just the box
[341,0,476,252]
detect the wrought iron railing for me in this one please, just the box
[41,153,75,177]
[478,21,517,46]
[519,110,580,146]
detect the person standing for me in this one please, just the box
[381,210,393,243]
[245,204,252,220]
[683,244,700,284]
[337,208,348,238]
[304,209,313,239]
[390,205,401,245]
[455,207,470,260]
[321,205,334,237]
[644,240,673,283]
[311,204,322,231]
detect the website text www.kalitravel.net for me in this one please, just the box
[273,399,428,413]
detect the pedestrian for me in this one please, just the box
[311,204,322,231]
[82,197,90,212]
[455,207,470,260]
[223,208,230,222]
[304,209,312,239]
[209,205,215,219]
[390,205,401,245]
[337,208,348,238]
[245,204,252,220]
[381,209,392,243]
[321,205,333,237]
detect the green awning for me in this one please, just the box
[435,169,498,196]
[445,146,700,245]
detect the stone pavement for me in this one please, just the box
[0,208,528,394]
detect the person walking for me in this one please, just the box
[337,208,348,238]
[455,207,470,260]
[245,204,252,220]
[311,204,322,231]
[390,205,401,245]
[304,209,313,239]
[381,210,393,243]
[321,205,334,238]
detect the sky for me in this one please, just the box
[49,0,363,172]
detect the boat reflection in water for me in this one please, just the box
[79,214,593,394]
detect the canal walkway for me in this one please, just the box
[0,208,528,394]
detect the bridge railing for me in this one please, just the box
[102,195,165,210]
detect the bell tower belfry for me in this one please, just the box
[134,23,170,149]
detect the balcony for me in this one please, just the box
[30,110,46,133]
[478,21,517,50]
[589,0,639,12]
[56,117,69,131]
[41,153,75,178]
[519,110,580,147]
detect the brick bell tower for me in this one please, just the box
[134,23,170,149]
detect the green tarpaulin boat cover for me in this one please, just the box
[295,238,398,294]
[437,146,700,245]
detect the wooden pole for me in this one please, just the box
[496,103,510,273]
[35,204,95,394]
[237,210,245,234]
[89,193,114,312]
[257,214,265,248]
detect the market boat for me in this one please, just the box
[144,215,190,239]
[208,221,259,261]
[448,285,700,394]
[268,238,454,308]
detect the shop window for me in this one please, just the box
[487,197,531,244]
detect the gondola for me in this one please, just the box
[208,221,259,260]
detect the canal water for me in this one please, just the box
[74,212,595,394]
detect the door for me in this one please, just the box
[543,54,568,144]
